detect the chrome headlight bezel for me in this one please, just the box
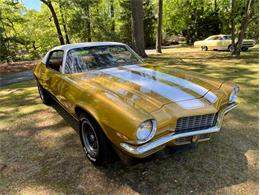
[229,86,239,103]
[136,119,157,144]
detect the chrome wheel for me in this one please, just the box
[81,119,99,161]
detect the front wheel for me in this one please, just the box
[79,114,115,166]
[201,46,208,51]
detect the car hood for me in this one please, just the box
[67,64,223,113]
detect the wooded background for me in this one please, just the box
[0,0,258,61]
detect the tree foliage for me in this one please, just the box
[0,0,258,61]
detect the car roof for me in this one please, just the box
[51,42,126,52]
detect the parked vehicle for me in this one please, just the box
[194,35,256,51]
[34,42,239,165]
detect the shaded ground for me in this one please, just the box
[0,70,34,87]
[0,47,258,194]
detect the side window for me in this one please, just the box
[207,36,218,40]
[223,36,231,40]
[47,50,64,72]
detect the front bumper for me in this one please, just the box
[120,103,238,158]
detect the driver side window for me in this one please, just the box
[47,50,64,72]
[207,36,218,41]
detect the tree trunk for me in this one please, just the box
[40,0,65,45]
[110,0,115,32]
[230,0,236,51]
[82,3,91,42]
[59,3,70,44]
[131,0,147,57]
[214,0,217,12]
[232,0,254,56]
[156,0,163,53]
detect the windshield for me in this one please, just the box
[64,45,143,74]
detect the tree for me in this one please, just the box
[230,0,236,51]
[118,0,132,45]
[143,0,156,48]
[131,0,147,57]
[59,3,70,44]
[83,2,91,42]
[156,0,163,53]
[110,0,115,32]
[232,0,256,56]
[40,0,65,45]
[0,0,28,61]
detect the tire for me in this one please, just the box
[201,46,208,51]
[241,47,248,52]
[228,45,235,52]
[37,81,52,105]
[79,113,115,166]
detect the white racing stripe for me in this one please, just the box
[125,65,218,103]
[101,67,204,109]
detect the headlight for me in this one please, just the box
[136,119,157,144]
[229,86,239,103]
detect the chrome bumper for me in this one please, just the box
[120,103,238,157]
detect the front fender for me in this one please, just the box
[73,88,153,146]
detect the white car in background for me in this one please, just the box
[194,35,256,52]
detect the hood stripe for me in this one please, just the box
[101,67,204,109]
[124,65,217,103]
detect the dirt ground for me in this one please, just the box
[0,47,258,194]
[0,60,39,75]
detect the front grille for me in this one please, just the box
[175,113,218,133]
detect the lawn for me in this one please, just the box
[0,47,258,194]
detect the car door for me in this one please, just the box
[206,36,219,49]
[45,50,64,98]
[221,35,232,49]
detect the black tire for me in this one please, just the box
[79,113,115,166]
[228,45,235,52]
[241,47,248,52]
[201,46,208,51]
[37,81,52,105]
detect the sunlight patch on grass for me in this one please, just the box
[0,48,258,195]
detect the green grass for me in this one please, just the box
[0,47,258,194]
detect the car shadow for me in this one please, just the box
[48,100,254,194]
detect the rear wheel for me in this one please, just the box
[201,46,208,51]
[37,82,52,105]
[79,113,115,166]
[241,47,248,52]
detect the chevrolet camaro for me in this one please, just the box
[34,42,239,165]
[194,34,255,51]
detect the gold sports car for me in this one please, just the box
[194,34,256,51]
[34,42,239,165]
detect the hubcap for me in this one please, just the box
[81,120,99,159]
